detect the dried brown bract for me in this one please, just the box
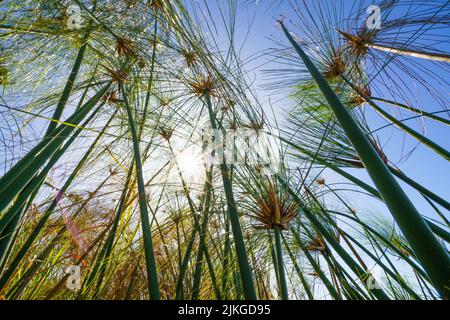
[305,236,325,252]
[115,38,135,58]
[190,75,217,97]
[252,180,297,230]
[102,65,128,82]
[324,47,346,79]
[158,126,174,141]
[181,48,198,68]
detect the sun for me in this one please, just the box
[174,146,205,183]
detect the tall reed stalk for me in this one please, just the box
[204,92,257,300]
[120,82,160,300]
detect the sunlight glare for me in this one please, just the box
[175,146,205,183]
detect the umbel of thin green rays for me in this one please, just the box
[279,20,450,299]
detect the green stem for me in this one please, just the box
[120,82,160,300]
[191,167,214,299]
[44,34,90,136]
[274,227,289,300]
[204,92,257,300]
[371,97,450,126]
